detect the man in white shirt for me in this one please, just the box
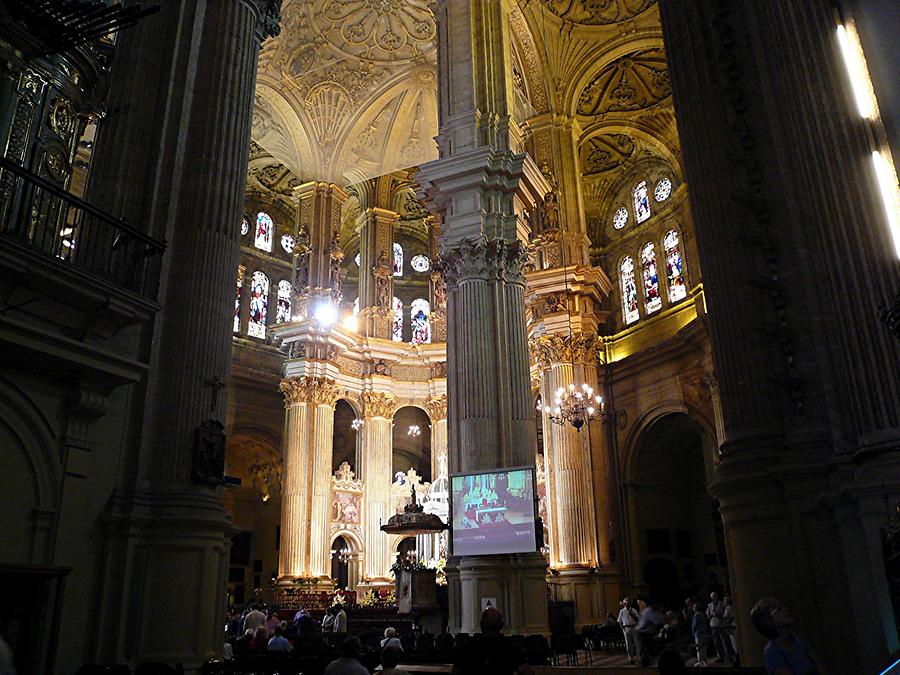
[617,597,640,665]
[707,592,732,663]
[244,605,267,636]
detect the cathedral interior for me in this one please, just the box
[0,0,898,673]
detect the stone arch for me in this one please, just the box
[0,375,63,565]
[253,80,318,179]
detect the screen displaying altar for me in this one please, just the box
[450,467,537,556]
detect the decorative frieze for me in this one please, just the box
[360,391,396,419]
[439,237,534,287]
[279,377,340,407]
[390,365,432,382]
[529,333,601,369]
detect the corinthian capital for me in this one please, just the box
[425,395,448,421]
[439,237,534,287]
[361,391,396,419]
[279,377,340,407]
[529,333,601,369]
[247,0,282,41]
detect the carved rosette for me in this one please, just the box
[425,395,448,421]
[279,377,340,407]
[529,333,601,369]
[360,391,396,419]
[439,237,534,288]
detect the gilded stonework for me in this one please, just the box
[529,333,601,368]
[360,390,396,418]
[539,0,654,26]
[424,395,447,421]
[279,377,341,406]
[576,49,671,116]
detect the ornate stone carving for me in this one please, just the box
[391,365,431,381]
[425,395,447,421]
[48,98,75,142]
[314,0,435,63]
[576,49,671,116]
[439,237,534,287]
[539,0,653,26]
[332,461,363,491]
[529,333,601,368]
[360,390,396,418]
[250,0,283,40]
[192,419,226,486]
[279,377,340,406]
[431,361,447,378]
[580,134,636,175]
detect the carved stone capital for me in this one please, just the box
[529,333,601,369]
[247,0,282,41]
[279,377,340,407]
[439,237,534,287]
[425,395,448,421]
[360,391,396,419]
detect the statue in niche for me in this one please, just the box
[375,273,390,306]
[295,251,310,288]
[330,254,342,293]
[432,271,446,308]
[545,294,566,313]
[543,190,560,230]
[373,359,389,376]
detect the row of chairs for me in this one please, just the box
[582,622,627,653]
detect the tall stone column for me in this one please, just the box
[292,182,347,319]
[426,395,448,480]
[277,377,339,583]
[418,0,549,635]
[658,1,900,670]
[82,0,281,667]
[360,391,396,583]
[358,206,399,338]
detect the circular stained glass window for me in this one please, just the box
[411,254,431,272]
[612,206,628,230]
[654,177,672,202]
[281,235,295,253]
[241,217,249,236]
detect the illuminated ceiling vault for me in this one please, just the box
[252,0,439,184]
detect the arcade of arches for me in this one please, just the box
[0,0,898,673]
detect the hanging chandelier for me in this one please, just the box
[407,424,421,437]
[351,418,364,431]
[542,383,604,430]
[332,547,352,564]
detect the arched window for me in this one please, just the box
[641,242,662,314]
[248,271,269,338]
[633,181,651,224]
[621,257,640,325]
[393,243,403,277]
[233,271,243,333]
[353,296,360,316]
[392,296,403,341]
[410,299,431,345]
[276,280,292,323]
[255,212,273,252]
[612,206,628,230]
[664,229,687,303]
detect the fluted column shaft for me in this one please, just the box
[279,401,311,577]
[309,402,336,577]
[361,392,396,582]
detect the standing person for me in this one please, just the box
[749,598,823,675]
[707,592,729,663]
[333,603,348,634]
[324,635,370,675]
[617,597,640,665]
[691,603,710,666]
[635,598,666,667]
[723,596,738,664]
[322,606,336,634]
[244,604,267,636]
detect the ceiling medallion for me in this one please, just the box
[576,49,671,116]
[313,0,435,63]
[539,0,654,26]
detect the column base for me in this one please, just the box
[547,567,622,629]
[447,552,549,635]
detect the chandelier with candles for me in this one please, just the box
[542,383,604,430]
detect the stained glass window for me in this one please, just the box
[633,181,651,223]
[255,212,273,252]
[664,229,687,303]
[621,257,639,325]
[248,271,269,338]
[355,253,361,267]
[393,243,403,277]
[654,177,672,202]
[392,296,403,341]
[613,206,628,230]
[411,254,431,272]
[233,271,243,333]
[410,298,431,345]
[641,242,662,314]
[281,235,295,253]
[241,216,249,236]
[276,280,292,323]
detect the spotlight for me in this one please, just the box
[314,302,338,326]
[342,313,358,331]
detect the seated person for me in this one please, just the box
[377,646,411,675]
[268,625,293,652]
[452,607,534,675]
[381,627,403,650]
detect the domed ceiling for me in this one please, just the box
[252,0,439,184]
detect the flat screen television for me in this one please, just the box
[450,466,538,557]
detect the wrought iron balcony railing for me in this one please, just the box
[0,156,165,298]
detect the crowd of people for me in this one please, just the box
[223,603,350,656]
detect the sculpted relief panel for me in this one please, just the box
[576,49,671,116]
[539,0,654,26]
